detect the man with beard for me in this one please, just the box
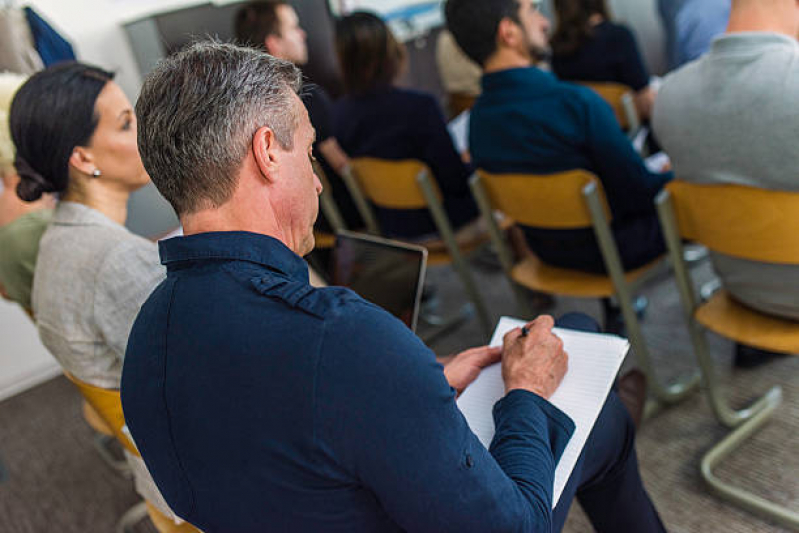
[446,0,672,277]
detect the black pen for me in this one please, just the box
[521,325,530,337]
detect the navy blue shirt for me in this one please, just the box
[470,68,671,273]
[334,86,477,238]
[121,231,574,533]
[552,21,650,91]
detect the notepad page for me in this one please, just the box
[456,316,629,507]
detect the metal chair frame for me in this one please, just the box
[470,172,699,406]
[655,186,799,530]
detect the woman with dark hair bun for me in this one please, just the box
[333,12,480,241]
[9,62,183,525]
[550,0,656,120]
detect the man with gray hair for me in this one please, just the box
[122,41,662,532]
[653,0,799,367]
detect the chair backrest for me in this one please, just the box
[349,158,442,210]
[64,373,138,455]
[663,180,799,264]
[580,82,637,131]
[476,169,610,229]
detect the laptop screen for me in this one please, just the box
[332,231,427,332]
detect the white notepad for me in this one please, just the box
[456,316,629,507]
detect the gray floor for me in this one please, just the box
[1,256,798,532]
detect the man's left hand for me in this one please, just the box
[443,345,502,397]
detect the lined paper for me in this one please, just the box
[456,316,629,507]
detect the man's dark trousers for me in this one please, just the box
[552,313,665,532]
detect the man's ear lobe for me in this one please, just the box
[252,126,279,183]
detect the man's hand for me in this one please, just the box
[443,345,502,396]
[501,315,568,399]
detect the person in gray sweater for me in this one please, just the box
[653,0,799,366]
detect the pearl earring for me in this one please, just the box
[92,169,102,177]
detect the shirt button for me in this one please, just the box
[465,454,474,468]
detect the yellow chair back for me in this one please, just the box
[350,158,442,210]
[477,169,609,229]
[666,180,799,264]
[64,373,138,456]
[581,81,634,129]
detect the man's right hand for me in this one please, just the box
[501,315,568,399]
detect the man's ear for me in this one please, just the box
[68,146,95,177]
[252,126,280,183]
[497,17,519,49]
[264,35,279,56]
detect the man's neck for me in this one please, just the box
[727,6,798,38]
[483,49,534,74]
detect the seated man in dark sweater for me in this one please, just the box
[447,0,672,274]
[123,41,665,533]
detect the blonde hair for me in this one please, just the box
[0,72,28,176]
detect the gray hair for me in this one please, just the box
[136,40,303,215]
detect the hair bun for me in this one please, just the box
[14,155,49,202]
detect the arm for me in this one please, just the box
[94,237,166,359]
[614,25,654,121]
[317,308,573,533]
[317,137,350,175]
[582,90,672,218]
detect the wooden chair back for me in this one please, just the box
[349,158,442,210]
[665,181,799,264]
[581,81,636,130]
[64,373,138,455]
[477,169,610,229]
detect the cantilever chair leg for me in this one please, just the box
[699,387,799,531]
[585,184,699,404]
[418,172,492,336]
[94,434,132,477]
[468,175,534,318]
[117,500,149,533]
[656,190,799,529]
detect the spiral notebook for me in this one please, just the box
[456,316,629,507]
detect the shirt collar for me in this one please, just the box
[481,66,556,93]
[711,32,799,55]
[51,201,122,229]
[158,231,309,283]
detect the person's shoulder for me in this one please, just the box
[249,274,381,322]
[391,86,439,108]
[601,21,636,41]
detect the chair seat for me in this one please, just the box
[510,253,659,298]
[146,502,202,532]
[695,290,799,354]
[313,231,336,249]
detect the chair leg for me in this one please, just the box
[699,387,799,530]
[616,284,701,405]
[419,303,475,345]
[94,434,132,478]
[116,500,149,533]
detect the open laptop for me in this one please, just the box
[332,231,428,332]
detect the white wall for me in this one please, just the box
[0,299,60,402]
[25,0,211,100]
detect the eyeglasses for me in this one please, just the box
[531,0,543,12]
